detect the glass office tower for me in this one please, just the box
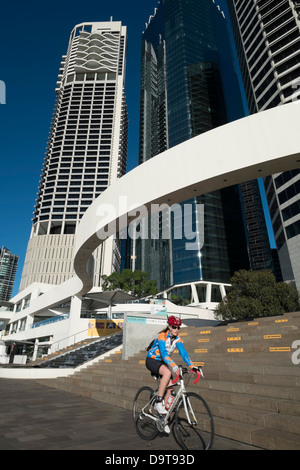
[227,0,300,291]
[20,21,128,291]
[0,246,19,301]
[137,0,250,291]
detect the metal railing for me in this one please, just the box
[49,327,92,354]
[30,313,70,329]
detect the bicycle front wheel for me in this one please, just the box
[174,392,214,450]
[132,386,159,441]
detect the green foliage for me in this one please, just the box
[170,294,190,306]
[215,270,300,321]
[101,269,158,298]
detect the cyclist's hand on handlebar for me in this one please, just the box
[190,365,203,382]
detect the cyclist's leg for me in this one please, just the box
[158,364,171,400]
[146,358,172,411]
[158,364,173,432]
[164,383,174,407]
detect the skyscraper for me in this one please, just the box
[227,0,300,291]
[20,21,128,291]
[136,0,251,291]
[0,246,19,300]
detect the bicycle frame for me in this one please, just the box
[133,364,214,450]
[141,366,200,428]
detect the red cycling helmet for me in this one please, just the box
[167,316,182,328]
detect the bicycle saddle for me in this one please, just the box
[151,372,159,380]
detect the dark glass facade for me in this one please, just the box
[137,0,250,290]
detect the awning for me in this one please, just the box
[83,290,138,318]
[84,290,137,304]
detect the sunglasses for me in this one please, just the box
[171,326,180,330]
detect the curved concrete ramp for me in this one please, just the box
[74,103,300,293]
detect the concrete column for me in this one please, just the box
[32,339,39,361]
[67,295,83,346]
[206,283,212,304]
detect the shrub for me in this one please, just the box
[215,270,300,321]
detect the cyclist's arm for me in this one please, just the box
[177,340,194,368]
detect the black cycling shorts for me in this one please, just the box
[146,356,167,375]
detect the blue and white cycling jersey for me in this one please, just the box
[147,330,194,370]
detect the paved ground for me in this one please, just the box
[0,378,262,452]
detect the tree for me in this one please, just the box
[101,269,158,298]
[215,269,300,321]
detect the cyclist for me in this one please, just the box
[146,315,199,415]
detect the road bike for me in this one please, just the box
[132,365,214,450]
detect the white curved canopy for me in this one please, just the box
[20,103,300,315]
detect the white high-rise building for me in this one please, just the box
[20,21,128,291]
[227,0,300,292]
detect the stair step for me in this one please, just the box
[204,380,300,403]
[213,416,262,445]
[36,311,300,450]
[251,427,300,450]
[210,401,272,427]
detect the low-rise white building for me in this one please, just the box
[0,280,221,364]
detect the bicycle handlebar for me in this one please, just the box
[171,374,180,385]
[192,371,201,384]
[171,366,202,385]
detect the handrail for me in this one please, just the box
[49,327,92,353]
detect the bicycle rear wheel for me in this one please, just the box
[132,386,159,440]
[174,392,214,450]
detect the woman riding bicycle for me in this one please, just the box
[146,315,199,415]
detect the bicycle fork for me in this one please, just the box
[182,395,197,426]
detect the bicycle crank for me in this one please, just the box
[156,417,166,433]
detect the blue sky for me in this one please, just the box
[0,0,275,297]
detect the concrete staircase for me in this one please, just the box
[34,333,123,369]
[38,312,300,450]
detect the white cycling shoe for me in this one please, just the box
[164,424,171,434]
[154,400,167,415]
